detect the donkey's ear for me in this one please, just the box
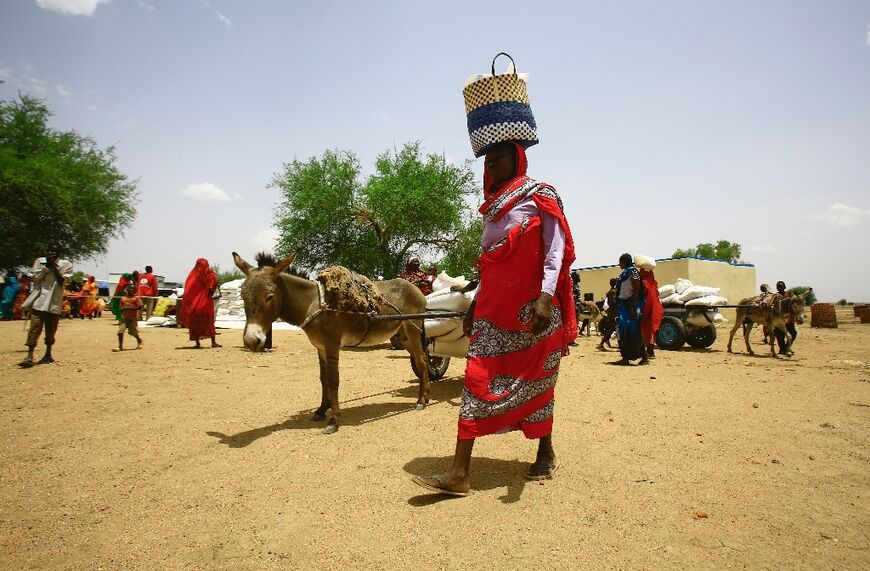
[274,251,298,274]
[801,288,813,300]
[232,252,252,276]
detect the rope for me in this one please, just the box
[298,281,327,329]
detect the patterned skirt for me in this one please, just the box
[458,216,567,440]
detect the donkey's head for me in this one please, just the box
[233,251,297,352]
[787,289,812,324]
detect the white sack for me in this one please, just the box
[426,290,473,312]
[425,318,462,338]
[432,271,469,293]
[678,285,720,303]
[685,295,728,306]
[633,253,656,271]
[658,284,676,298]
[217,278,247,319]
[435,324,466,343]
[660,293,683,304]
[674,278,693,295]
[687,311,713,327]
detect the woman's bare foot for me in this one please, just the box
[410,473,470,496]
[525,459,558,480]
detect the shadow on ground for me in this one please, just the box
[206,376,464,448]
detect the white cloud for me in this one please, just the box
[215,10,233,29]
[866,23,870,47]
[55,84,72,102]
[180,182,232,202]
[370,111,392,123]
[809,202,870,227]
[199,0,232,29]
[135,0,154,10]
[36,0,109,16]
[747,244,777,254]
[252,228,279,249]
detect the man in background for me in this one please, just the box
[138,265,159,321]
[20,244,73,368]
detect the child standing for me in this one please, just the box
[115,284,143,351]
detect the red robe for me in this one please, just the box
[640,269,663,346]
[458,142,576,440]
[180,258,217,340]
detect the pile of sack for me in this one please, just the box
[658,278,728,307]
[423,272,476,358]
[216,278,246,321]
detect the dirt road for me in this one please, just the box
[1,311,868,569]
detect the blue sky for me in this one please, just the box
[2,0,869,301]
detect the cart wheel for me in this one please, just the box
[686,324,717,348]
[411,354,451,381]
[656,316,686,350]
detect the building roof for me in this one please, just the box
[573,255,755,272]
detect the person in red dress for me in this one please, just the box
[639,268,663,363]
[180,258,221,349]
[412,141,576,496]
[399,257,434,295]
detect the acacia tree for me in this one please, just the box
[788,286,817,306]
[673,240,743,263]
[271,142,479,278]
[0,93,138,271]
[439,216,483,278]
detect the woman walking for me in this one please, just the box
[180,258,221,349]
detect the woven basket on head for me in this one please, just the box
[810,303,838,328]
[463,53,538,158]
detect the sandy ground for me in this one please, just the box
[1,310,868,570]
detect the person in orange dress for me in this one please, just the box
[78,275,98,319]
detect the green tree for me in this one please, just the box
[0,93,138,271]
[788,286,817,306]
[272,142,478,278]
[673,240,743,263]
[837,298,849,306]
[438,216,483,278]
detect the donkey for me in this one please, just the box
[576,300,602,336]
[232,251,432,434]
[727,290,812,357]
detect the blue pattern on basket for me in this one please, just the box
[466,100,537,133]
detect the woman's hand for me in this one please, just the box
[530,293,553,335]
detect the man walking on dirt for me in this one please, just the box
[20,244,73,368]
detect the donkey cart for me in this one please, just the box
[656,303,723,351]
[379,310,467,381]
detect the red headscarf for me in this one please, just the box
[180,258,218,339]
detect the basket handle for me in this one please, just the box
[491,52,517,76]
